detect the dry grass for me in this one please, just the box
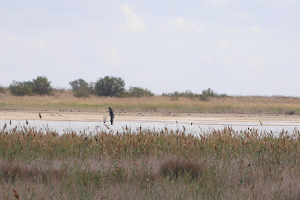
[0,90,300,114]
[160,157,202,179]
[1,124,300,199]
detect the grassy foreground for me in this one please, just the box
[1,123,300,199]
[1,90,300,114]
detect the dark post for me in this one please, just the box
[109,107,114,125]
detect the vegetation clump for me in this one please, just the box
[199,88,227,101]
[9,76,53,96]
[163,88,228,101]
[0,86,7,93]
[9,81,34,96]
[95,76,126,97]
[69,79,94,98]
[127,86,154,97]
[32,76,53,95]
[160,157,202,179]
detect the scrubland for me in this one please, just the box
[0,90,300,115]
[1,123,300,199]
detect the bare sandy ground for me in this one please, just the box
[1,109,300,123]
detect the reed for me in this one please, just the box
[1,125,300,199]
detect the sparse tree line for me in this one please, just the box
[162,88,228,101]
[0,75,226,101]
[1,76,154,98]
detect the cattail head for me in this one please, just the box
[12,188,19,200]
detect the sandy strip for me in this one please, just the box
[1,110,300,124]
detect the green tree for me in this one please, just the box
[95,76,125,97]
[9,81,34,96]
[32,76,53,95]
[128,87,154,97]
[69,79,92,98]
[69,79,89,91]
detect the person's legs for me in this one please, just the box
[109,107,115,125]
[110,115,114,125]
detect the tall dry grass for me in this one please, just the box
[1,124,300,199]
[0,90,300,114]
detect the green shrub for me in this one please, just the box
[0,86,7,93]
[9,76,53,96]
[127,86,154,97]
[9,81,34,96]
[163,89,228,101]
[199,88,228,101]
[163,90,199,100]
[69,79,94,98]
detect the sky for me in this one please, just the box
[1,0,300,96]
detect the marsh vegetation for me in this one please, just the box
[1,124,300,199]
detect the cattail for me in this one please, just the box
[12,188,19,200]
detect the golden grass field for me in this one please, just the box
[0,90,300,115]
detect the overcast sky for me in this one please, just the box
[1,0,300,96]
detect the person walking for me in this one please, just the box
[109,107,114,125]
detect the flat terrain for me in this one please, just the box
[1,91,300,127]
[1,92,300,199]
[1,90,300,117]
[1,110,300,123]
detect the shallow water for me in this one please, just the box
[0,119,299,136]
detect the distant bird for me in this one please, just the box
[26,120,28,125]
[176,121,178,124]
[191,122,193,125]
[10,120,11,125]
[39,113,42,119]
[259,120,263,126]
